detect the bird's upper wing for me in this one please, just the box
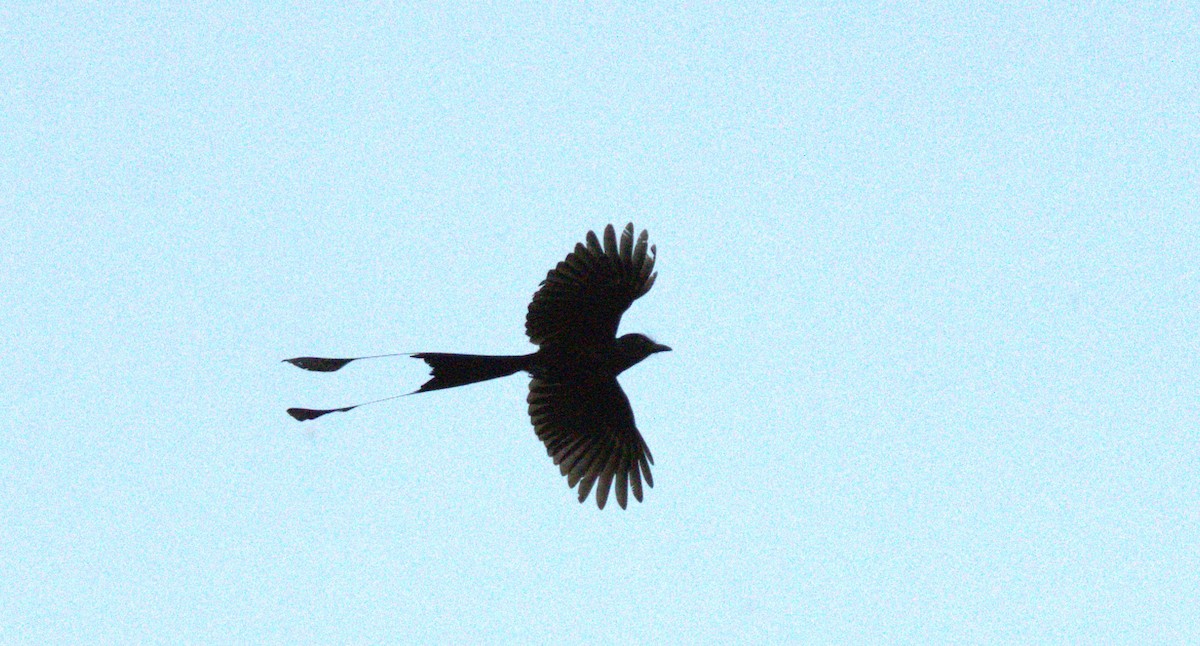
[526,223,657,348]
[528,375,654,509]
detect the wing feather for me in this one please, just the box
[527,375,655,508]
[526,224,658,348]
[619,225,633,266]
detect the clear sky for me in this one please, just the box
[3,3,1197,643]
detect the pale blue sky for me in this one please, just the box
[3,3,1197,643]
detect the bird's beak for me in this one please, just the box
[651,342,672,353]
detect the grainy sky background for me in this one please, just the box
[3,3,1197,642]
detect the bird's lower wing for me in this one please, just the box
[527,376,654,509]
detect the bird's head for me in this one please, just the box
[612,333,671,374]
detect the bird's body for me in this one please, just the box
[286,223,669,509]
[412,333,665,392]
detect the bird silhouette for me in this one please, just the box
[286,223,669,509]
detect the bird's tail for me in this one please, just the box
[411,353,533,393]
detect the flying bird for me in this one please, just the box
[285,223,670,509]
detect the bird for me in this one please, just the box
[285,223,670,509]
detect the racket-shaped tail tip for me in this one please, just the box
[284,357,356,372]
[287,405,356,421]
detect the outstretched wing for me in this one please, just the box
[526,223,657,348]
[527,375,654,509]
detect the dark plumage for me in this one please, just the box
[286,224,669,509]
